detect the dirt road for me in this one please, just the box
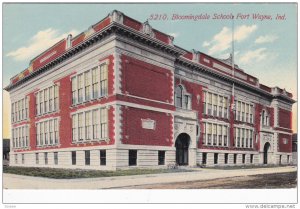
[3,166,296,189]
[121,171,297,189]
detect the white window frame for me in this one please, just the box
[71,107,109,143]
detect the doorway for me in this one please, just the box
[263,142,271,164]
[175,133,190,166]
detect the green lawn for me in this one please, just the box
[3,166,191,179]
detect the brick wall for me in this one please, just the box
[121,55,173,103]
[121,106,173,146]
[278,108,292,129]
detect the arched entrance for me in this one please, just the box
[263,142,271,164]
[175,133,190,166]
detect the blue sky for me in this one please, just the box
[2,3,298,135]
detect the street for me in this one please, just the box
[3,166,297,189]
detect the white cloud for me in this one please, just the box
[7,28,79,61]
[255,35,278,44]
[238,48,268,64]
[202,41,210,47]
[203,24,257,55]
[168,32,179,38]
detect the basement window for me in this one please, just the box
[129,150,137,166]
[100,150,106,166]
[214,153,218,164]
[158,151,165,165]
[36,153,39,164]
[233,154,237,164]
[44,152,48,165]
[54,152,58,165]
[224,153,228,164]
[85,150,90,166]
[72,151,76,165]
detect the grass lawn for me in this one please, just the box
[3,166,191,179]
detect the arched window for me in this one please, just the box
[261,110,269,126]
[175,86,183,108]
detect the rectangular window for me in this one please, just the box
[218,125,222,146]
[78,113,84,141]
[100,64,108,96]
[218,96,223,117]
[18,101,21,120]
[72,115,78,142]
[250,130,253,148]
[92,67,99,99]
[202,123,206,144]
[54,85,59,111]
[241,102,245,122]
[237,101,241,121]
[15,101,19,121]
[213,124,217,145]
[224,153,228,164]
[72,77,77,105]
[234,154,237,164]
[36,92,40,115]
[54,152,58,165]
[22,154,25,164]
[85,111,91,140]
[213,105,217,117]
[207,123,212,145]
[15,154,18,164]
[184,95,190,109]
[22,126,25,147]
[40,91,44,114]
[49,120,53,145]
[20,100,24,120]
[44,88,48,113]
[11,103,14,123]
[245,104,249,123]
[242,154,246,164]
[245,129,249,148]
[202,153,207,165]
[44,152,48,165]
[93,109,100,139]
[223,126,228,147]
[78,74,84,103]
[212,94,217,117]
[44,121,48,145]
[36,153,39,164]
[84,71,91,101]
[207,93,212,115]
[100,108,108,139]
[49,86,53,112]
[36,123,40,146]
[72,151,76,165]
[100,150,106,166]
[25,97,28,119]
[241,129,245,148]
[202,91,206,115]
[129,150,137,166]
[25,126,29,147]
[250,154,254,164]
[214,153,218,164]
[237,128,240,147]
[40,122,44,145]
[158,151,165,165]
[12,130,15,148]
[250,105,254,123]
[85,150,90,165]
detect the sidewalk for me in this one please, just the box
[3,166,296,189]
